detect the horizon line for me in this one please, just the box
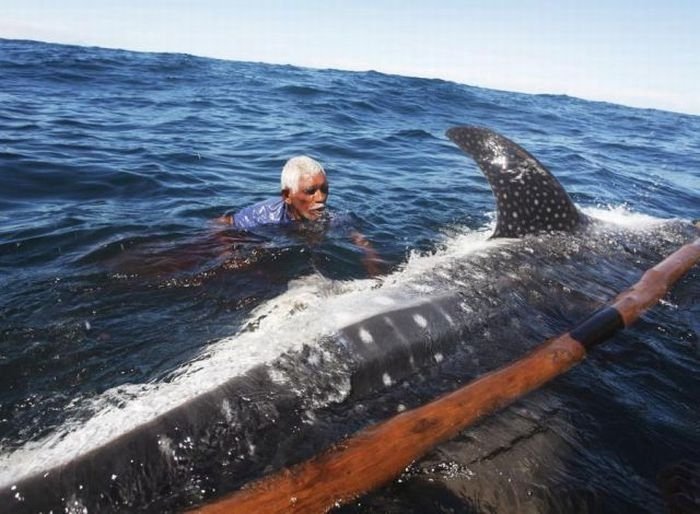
[3,36,698,118]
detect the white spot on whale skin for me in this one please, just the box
[412,314,428,328]
[358,327,374,344]
[221,399,233,422]
[382,372,393,386]
[64,495,87,514]
[303,409,318,425]
[434,352,444,363]
[442,312,455,326]
[158,436,175,459]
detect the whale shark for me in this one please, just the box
[1,127,696,513]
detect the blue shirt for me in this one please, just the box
[233,197,294,230]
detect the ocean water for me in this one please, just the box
[0,38,699,513]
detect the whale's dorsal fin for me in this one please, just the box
[447,126,583,238]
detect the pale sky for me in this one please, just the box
[2,0,699,115]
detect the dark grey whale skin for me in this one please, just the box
[2,127,693,513]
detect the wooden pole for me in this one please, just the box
[192,238,700,514]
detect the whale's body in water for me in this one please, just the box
[1,128,696,513]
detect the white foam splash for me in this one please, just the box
[582,204,668,229]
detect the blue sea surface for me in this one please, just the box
[0,39,699,513]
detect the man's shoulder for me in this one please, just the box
[234,197,289,230]
[243,197,283,212]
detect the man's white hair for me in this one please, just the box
[280,156,325,192]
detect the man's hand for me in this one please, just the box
[216,214,234,225]
[351,230,382,276]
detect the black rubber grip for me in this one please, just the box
[570,306,624,349]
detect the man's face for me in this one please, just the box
[283,173,329,221]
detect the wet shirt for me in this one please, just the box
[231,198,354,238]
[233,198,293,230]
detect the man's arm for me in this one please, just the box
[350,230,382,276]
[216,213,234,225]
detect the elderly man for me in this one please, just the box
[218,156,329,229]
[218,155,380,274]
